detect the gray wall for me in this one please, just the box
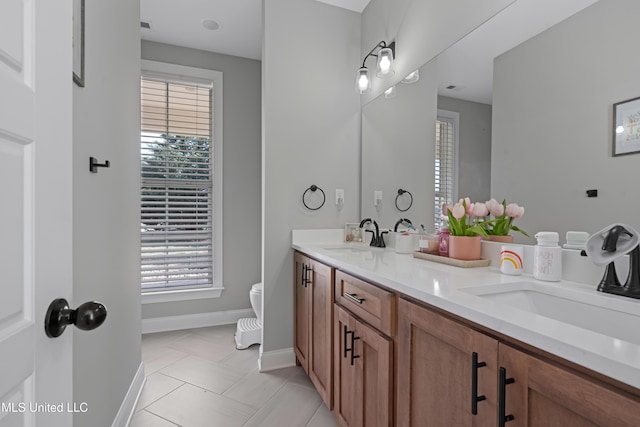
[140,41,262,319]
[262,0,361,354]
[72,0,141,425]
[361,0,516,103]
[491,0,640,244]
[438,95,492,204]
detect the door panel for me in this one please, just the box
[0,0,73,425]
[397,298,498,427]
[0,1,37,424]
[356,319,393,427]
[499,344,640,427]
[308,258,333,407]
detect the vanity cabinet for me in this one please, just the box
[333,303,393,427]
[499,344,640,427]
[333,270,395,427]
[397,297,640,427]
[293,252,334,407]
[397,297,498,427]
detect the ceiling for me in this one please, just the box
[140,0,263,60]
[140,0,598,103]
[436,0,600,104]
[139,0,370,61]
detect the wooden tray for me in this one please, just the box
[412,251,491,268]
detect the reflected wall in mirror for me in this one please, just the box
[360,55,493,233]
[360,0,637,245]
[360,59,437,231]
[491,0,639,243]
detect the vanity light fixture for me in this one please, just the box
[384,85,397,98]
[356,40,396,94]
[401,69,420,84]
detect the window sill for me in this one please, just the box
[141,287,224,305]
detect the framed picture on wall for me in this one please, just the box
[73,0,85,87]
[613,96,640,156]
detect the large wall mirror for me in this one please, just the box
[360,0,637,244]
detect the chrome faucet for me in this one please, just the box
[359,218,387,248]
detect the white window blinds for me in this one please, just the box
[434,118,455,230]
[140,78,214,291]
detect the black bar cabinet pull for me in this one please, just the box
[498,367,515,426]
[471,352,487,415]
[304,265,312,286]
[344,292,365,304]
[350,332,360,365]
[301,264,306,287]
[343,325,351,358]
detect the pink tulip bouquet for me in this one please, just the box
[484,198,528,237]
[445,198,491,237]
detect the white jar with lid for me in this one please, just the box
[533,232,562,281]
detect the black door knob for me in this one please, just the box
[45,298,107,338]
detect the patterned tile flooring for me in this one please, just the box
[131,324,336,427]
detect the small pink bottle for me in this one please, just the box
[438,225,450,257]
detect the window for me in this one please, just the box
[434,110,459,231]
[140,60,223,301]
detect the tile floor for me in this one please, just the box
[131,324,337,427]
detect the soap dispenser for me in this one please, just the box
[533,232,562,281]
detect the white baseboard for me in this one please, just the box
[141,308,255,334]
[111,362,146,427]
[259,347,296,372]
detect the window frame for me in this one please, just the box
[434,109,459,230]
[140,59,223,304]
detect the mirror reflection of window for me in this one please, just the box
[434,111,458,231]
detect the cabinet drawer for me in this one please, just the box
[334,270,396,337]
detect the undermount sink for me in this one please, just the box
[321,246,372,255]
[461,281,640,345]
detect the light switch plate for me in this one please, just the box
[336,189,344,205]
[374,190,382,206]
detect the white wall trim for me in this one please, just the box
[111,362,146,427]
[142,308,254,334]
[258,347,296,372]
[141,287,224,305]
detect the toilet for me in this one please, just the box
[235,282,262,349]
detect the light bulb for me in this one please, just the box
[376,47,394,78]
[616,125,625,134]
[356,67,371,94]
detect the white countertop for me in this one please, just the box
[292,229,640,390]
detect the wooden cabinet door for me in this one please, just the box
[334,304,393,427]
[353,312,393,427]
[294,252,310,371]
[397,298,498,427]
[334,304,359,426]
[498,344,640,427]
[308,257,334,407]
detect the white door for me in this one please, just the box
[0,1,73,426]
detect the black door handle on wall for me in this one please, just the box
[45,298,107,338]
[471,352,487,415]
[498,367,515,426]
